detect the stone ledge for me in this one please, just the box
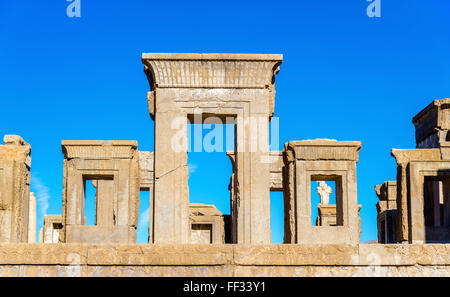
[87,245,234,266]
[233,245,358,266]
[142,53,283,89]
[0,244,89,265]
[0,244,448,267]
[142,53,283,61]
[0,244,448,276]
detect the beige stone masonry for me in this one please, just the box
[377,100,450,244]
[39,215,63,244]
[283,139,362,244]
[316,204,337,226]
[413,98,450,148]
[143,53,283,244]
[0,244,448,276]
[375,181,397,243]
[61,140,140,243]
[0,135,31,243]
[189,204,225,244]
[28,192,36,243]
[392,148,450,243]
[269,151,284,191]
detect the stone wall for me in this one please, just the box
[0,244,448,277]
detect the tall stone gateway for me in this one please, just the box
[142,53,283,244]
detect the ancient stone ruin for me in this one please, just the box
[0,135,31,243]
[0,54,449,276]
[377,99,450,244]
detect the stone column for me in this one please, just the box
[235,114,271,244]
[93,180,115,226]
[153,106,190,244]
[28,192,36,243]
[316,204,337,226]
[375,181,397,243]
[0,135,32,243]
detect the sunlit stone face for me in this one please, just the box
[191,224,212,244]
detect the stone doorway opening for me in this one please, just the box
[137,190,150,244]
[187,120,235,244]
[310,180,337,226]
[270,191,284,243]
[423,177,449,228]
[82,176,114,227]
[310,176,342,227]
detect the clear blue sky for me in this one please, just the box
[1,1,449,243]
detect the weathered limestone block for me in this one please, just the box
[233,244,359,266]
[413,98,450,148]
[139,151,154,191]
[375,181,397,243]
[61,141,140,243]
[0,135,31,243]
[142,53,283,244]
[316,204,337,226]
[391,148,450,243]
[28,192,36,243]
[0,244,447,276]
[189,204,225,244]
[282,139,362,244]
[87,244,234,266]
[269,151,284,191]
[39,215,63,243]
[378,99,450,244]
[65,225,136,244]
[227,150,284,243]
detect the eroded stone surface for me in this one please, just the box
[143,53,283,245]
[375,181,397,243]
[0,135,31,243]
[0,244,447,276]
[283,139,362,244]
[190,204,225,244]
[61,141,140,244]
[39,215,63,244]
[28,193,36,243]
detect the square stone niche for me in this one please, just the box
[61,141,140,244]
[189,204,225,244]
[283,139,361,244]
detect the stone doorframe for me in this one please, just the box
[392,148,450,243]
[61,140,140,243]
[282,139,362,244]
[142,53,283,244]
